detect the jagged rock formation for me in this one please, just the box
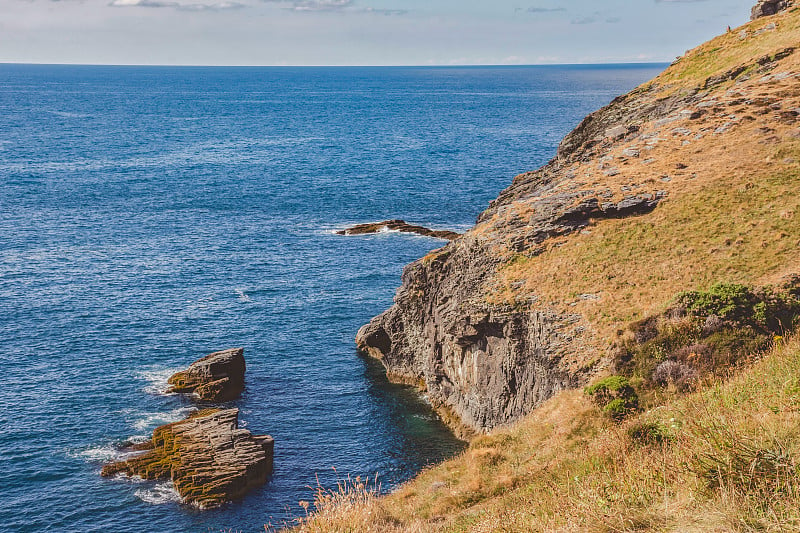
[752,0,794,19]
[357,6,800,434]
[101,408,274,508]
[167,348,245,402]
[337,220,461,241]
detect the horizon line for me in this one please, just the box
[0,60,671,68]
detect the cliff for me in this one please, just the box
[357,5,800,434]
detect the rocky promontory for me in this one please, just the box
[102,408,274,508]
[752,0,794,19]
[337,220,461,241]
[356,5,800,434]
[167,347,245,402]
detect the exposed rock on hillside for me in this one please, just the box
[337,220,461,241]
[357,7,800,434]
[167,348,245,402]
[752,0,794,19]
[101,408,274,508]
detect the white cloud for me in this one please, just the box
[108,0,245,10]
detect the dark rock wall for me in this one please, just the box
[751,0,794,19]
[355,70,707,433]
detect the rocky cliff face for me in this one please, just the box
[355,90,677,433]
[752,0,794,19]
[357,6,800,434]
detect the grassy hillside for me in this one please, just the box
[294,335,800,532]
[288,8,800,532]
[487,8,800,358]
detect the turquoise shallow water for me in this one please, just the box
[0,64,664,532]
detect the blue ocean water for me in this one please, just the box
[0,64,664,532]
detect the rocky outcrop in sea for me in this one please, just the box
[167,347,245,402]
[102,408,274,509]
[337,220,461,241]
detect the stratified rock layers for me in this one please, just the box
[337,219,461,241]
[168,348,245,402]
[102,408,274,508]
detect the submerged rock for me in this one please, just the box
[167,348,245,402]
[101,408,274,509]
[337,219,461,241]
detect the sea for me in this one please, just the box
[0,63,664,532]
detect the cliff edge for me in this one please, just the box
[357,5,800,434]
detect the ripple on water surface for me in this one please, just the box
[0,63,665,532]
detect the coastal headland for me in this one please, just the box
[296,2,800,530]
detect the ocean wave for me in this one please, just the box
[134,482,183,505]
[43,109,90,118]
[73,444,127,463]
[235,288,253,303]
[72,437,147,463]
[128,407,195,432]
[135,367,181,396]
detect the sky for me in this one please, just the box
[0,0,757,65]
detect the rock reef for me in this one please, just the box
[167,347,245,402]
[337,220,461,241]
[102,408,273,509]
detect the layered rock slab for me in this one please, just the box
[167,347,245,402]
[101,408,274,508]
[337,220,461,241]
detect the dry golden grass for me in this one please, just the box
[486,9,800,357]
[656,7,800,90]
[294,336,800,532]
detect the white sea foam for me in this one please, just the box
[135,367,181,395]
[130,407,194,432]
[44,109,89,118]
[235,288,252,303]
[134,482,183,505]
[74,444,126,462]
[73,436,147,463]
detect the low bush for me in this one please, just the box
[585,375,639,420]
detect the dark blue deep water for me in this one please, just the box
[0,64,664,532]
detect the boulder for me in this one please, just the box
[101,408,273,509]
[336,219,461,241]
[751,0,794,19]
[167,348,245,402]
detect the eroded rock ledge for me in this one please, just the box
[167,347,245,402]
[337,220,461,241]
[101,408,274,509]
[355,8,799,434]
[751,0,794,19]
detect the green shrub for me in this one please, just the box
[616,284,800,399]
[676,283,800,333]
[627,421,673,446]
[677,283,755,323]
[584,375,630,396]
[585,376,639,420]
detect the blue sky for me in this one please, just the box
[1,0,756,65]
